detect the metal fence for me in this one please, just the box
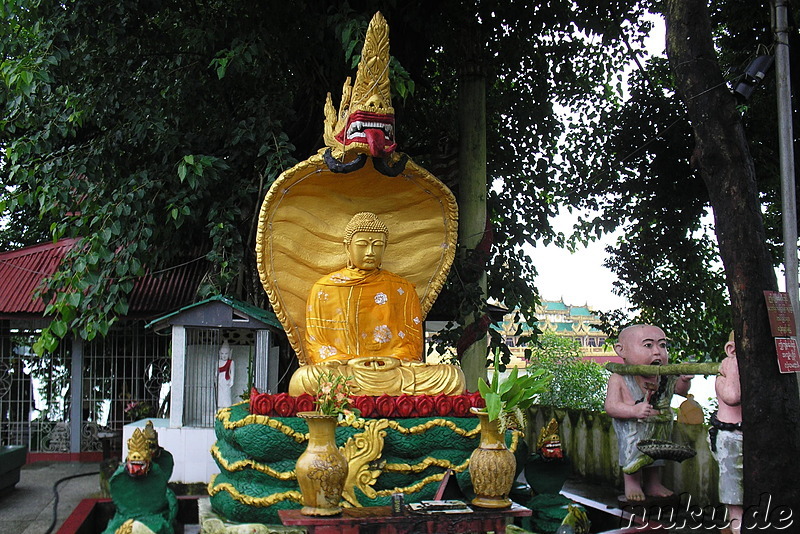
[183,327,222,428]
[0,321,170,453]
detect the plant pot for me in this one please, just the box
[525,454,572,495]
[469,407,516,508]
[296,412,348,516]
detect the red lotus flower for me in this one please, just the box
[250,392,273,415]
[375,394,397,418]
[468,390,486,410]
[396,395,415,418]
[415,395,434,417]
[451,395,472,417]
[433,394,453,416]
[295,393,315,413]
[272,393,296,417]
[353,396,377,418]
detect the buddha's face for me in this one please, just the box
[346,231,386,270]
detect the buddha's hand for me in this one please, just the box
[347,356,401,370]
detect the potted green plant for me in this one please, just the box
[477,349,552,423]
[470,349,552,508]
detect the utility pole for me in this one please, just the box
[773,0,799,332]
[773,0,800,398]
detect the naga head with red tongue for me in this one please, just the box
[124,427,153,478]
[324,12,397,161]
[537,418,565,460]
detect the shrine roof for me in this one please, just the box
[0,238,208,318]
[145,295,281,331]
[0,239,78,315]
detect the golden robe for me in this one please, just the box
[305,267,423,364]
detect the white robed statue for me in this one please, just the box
[217,341,234,408]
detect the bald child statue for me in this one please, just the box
[605,324,692,502]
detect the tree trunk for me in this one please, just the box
[458,57,489,392]
[665,1,800,530]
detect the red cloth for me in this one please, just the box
[218,359,233,380]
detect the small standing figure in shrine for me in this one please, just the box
[605,324,692,502]
[709,332,742,534]
[217,341,234,408]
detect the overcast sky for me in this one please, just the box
[528,15,671,315]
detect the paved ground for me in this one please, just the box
[0,461,103,534]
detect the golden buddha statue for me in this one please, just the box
[290,212,465,396]
[305,212,422,365]
[255,12,464,397]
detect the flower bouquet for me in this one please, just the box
[313,371,360,423]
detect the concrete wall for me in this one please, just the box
[122,418,219,484]
[528,406,719,502]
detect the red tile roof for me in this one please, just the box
[0,239,77,315]
[0,239,208,318]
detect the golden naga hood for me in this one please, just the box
[324,12,397,161]
[256,12,457,365]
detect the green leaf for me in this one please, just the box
[504,388,527,411]
[113,300,129,315]
[50,320,68,338]
[498,366,518,395]
[484,393,502,422]
[97,320,110,337]
[477,377,490,397]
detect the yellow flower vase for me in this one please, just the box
[469,408,515,508]
[296,412,348,516]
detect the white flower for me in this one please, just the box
[330,273,352,283]
[319,346,338,359]
[373,325,392,344]
[374,292,388,305]
[317,290,329,301]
